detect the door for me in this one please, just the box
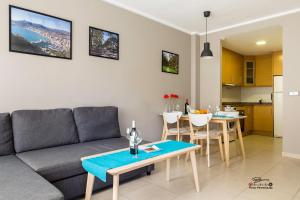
[273,76,283,137]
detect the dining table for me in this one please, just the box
[179,114,246,167]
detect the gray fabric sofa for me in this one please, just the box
[0,107,154,200]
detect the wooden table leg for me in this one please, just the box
[190,150,200,192]
[85,173,95,200]
[233,123,240,156]
[166,158,171,181]
[113,175,120,200]
[222,121,230,167]
[236,119,246,159]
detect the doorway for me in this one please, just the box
[220,25,283,138]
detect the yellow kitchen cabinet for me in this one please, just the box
[222,48,243,86]
[253,105,273,136]
[255,54,273,86]
[272,51,283,75]
[244,106,253,135]
[243,56,256,86]
[232,52,243,85]
[222,48,231,84]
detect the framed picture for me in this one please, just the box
[89,26,119,60]
[9,5,72,59]
[162,50,179,74]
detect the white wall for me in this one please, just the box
[198,12,300,156]
[0,0,191,141]
[199,39,222,108]
[191,34,201,108]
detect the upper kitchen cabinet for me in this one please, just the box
[255,54,273,86]
[244,56,256,86]
[222,48,243,86]
[272,51,283,75]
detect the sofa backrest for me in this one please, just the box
[0,113,14,156]
[73,107,121,142]
[12,109,79,153]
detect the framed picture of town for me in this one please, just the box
[89,27,119,60]
[162,50,179,74]
[9,5,72,59]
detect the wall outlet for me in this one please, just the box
[288,91,299,96]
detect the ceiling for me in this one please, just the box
[102,0,300,34]
[222,26,282,55]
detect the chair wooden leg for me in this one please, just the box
[218,137,224,161]
[163,132,168,141]
[161,130,165,141]
[207,137,210,167]
[177,134,180,160]
[179,135,183,142]
[235,131,240,155]
[185,152,190,162]
[206,140,209,156]
[185,139,193,162]
[200,140,203,156]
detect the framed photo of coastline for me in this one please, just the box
[89,27,119,60]
[162,50,179,74]
[9,5,72,59]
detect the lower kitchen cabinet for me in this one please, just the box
[253,105,273,136]
[244,106,253,135]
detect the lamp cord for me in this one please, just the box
[205,17,208,42]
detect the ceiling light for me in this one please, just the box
[256,40,267,46]
[201,11,213,59]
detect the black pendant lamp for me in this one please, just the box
[201,11,213,58]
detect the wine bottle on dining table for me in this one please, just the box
[184,99,189,114]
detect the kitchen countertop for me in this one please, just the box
[222,102,272,106]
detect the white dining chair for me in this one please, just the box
[186,113,224,167]
[161,111,190,141]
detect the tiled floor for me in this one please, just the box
[85,135,300,200]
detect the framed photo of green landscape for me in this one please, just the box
[9,5,72,59]
[162,50,179,74]
[89,27,119,60]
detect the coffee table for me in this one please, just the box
[81,140,201,200]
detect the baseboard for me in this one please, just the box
[282,152,300,159]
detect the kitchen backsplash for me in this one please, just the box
[241,87,272,103]
[222,86,272,103]
[222,87,241,102]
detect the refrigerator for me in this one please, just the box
[273,76,283,137]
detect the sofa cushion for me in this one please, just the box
[73,107,121,142]
[0,113,14,156]
[86,137,130,150]
[0,155,63,200]
[12,109,79,153]
[17,142,111,182]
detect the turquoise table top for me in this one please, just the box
[82,140,195,182]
